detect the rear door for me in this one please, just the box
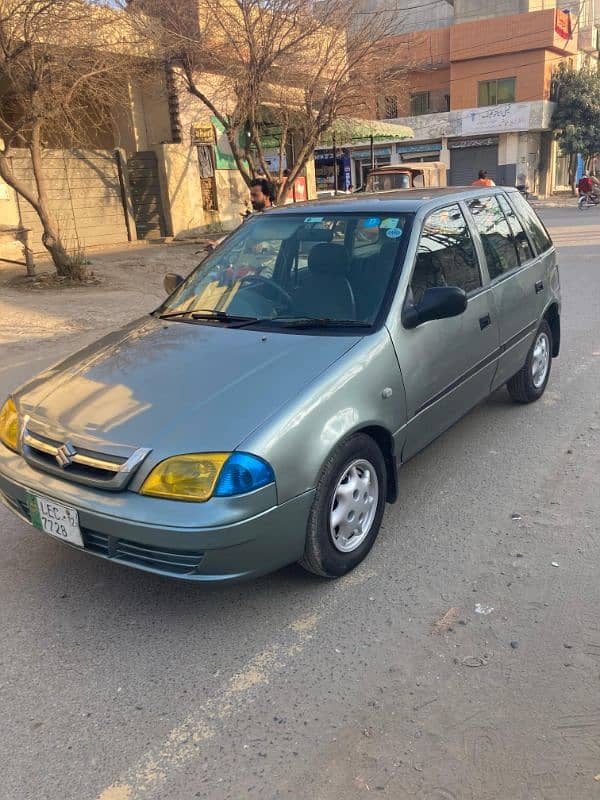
[391,202,501,460]
[465,192,553,388]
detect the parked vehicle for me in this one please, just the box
[365,162,447,193]
[0,188,560,582]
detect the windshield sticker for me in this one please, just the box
[380,218,399,229]
[363,217,381,228]
[304,216,324,223]
[386,228,403,239]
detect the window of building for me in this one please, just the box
[411,204,481,301]
[478,77,516,107]
[383,96,398,119]
[467,196,521,279]
[410,92,431,116]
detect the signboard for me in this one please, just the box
[293,177,307,202]
[397,142,442,154]
[448,137,498,149]
[191,123,215,145]
[555,9,572,40]
[211,116,250,171]
[462,103,531,135]
[352,147,392,159]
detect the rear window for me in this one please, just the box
[367,173,411,191]
[508,192,553,254]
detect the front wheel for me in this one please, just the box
[506,320,552,403]
[299,434,387,578]
[578,195,591,209]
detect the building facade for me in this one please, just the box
[372,2,599,194]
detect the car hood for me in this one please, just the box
[16,316,361,454]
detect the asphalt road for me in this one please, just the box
[1,208,600,800]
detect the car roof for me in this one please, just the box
[271,186,518,215]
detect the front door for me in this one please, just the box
[390,202,500,460]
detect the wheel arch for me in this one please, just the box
[354,425,398,504]
[544,302,560,358]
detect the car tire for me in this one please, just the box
[299,434,387,578]
[507,320,553,404]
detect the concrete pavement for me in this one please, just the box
[1,208,600,800]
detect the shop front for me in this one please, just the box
[315,150,353,193]
[315,117,413,193]
[352,146,392,188]
[397,141,443,163]
[449,137,499,185]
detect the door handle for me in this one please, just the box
[535,280,544,294]
[479,313,491,330]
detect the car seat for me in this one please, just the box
[293,243,356,319]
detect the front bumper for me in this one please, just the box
[0,448,314,582]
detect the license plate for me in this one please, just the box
[26,492,84,547]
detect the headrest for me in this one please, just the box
[308,243,348,276]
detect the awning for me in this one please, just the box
[319,117,413,147]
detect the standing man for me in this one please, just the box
[471,170,496,187]
[249,178,276,212]
[199,178,276,251]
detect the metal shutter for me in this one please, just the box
[449,145,499,186]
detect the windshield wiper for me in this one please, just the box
[158,309,253,323]
[232,316,372,330]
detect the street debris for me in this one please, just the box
[510,641,520,650]
[594,774,600,782]
[475,604,494,615]
[459,655,489,668]
[433,607,460,634]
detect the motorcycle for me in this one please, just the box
[577,191,600,209]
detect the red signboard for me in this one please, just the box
[555,9,572,40]
[282,176,308,204]
[292,177,307,202]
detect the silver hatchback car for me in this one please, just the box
[0,188,560,581]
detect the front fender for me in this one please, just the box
[240,329,407,504]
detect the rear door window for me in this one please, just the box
[497,193,534,265]
[467,196,520,279]
[411,203,481,302]
[508,192,553,254]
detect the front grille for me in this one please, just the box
[21,418,151,491]
[81,528,204,575]
[2,487,204,576]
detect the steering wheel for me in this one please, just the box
[238,274,293,306]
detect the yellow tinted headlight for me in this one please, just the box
[0,398,19,453]
[140,453,229,502]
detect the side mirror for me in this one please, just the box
[402,286,468,329]
[164,273,184,295]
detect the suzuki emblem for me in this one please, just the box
[55,441,76,468]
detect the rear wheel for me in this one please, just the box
[299,434,387,578]
[507,320,552,403]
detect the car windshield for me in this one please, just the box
[160,212,413,328]
[367,173,412,192]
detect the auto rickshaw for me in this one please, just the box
[365,162,447,193]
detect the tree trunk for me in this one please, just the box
[29,126,83,279]
[568,152,578,196]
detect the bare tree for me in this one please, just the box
[133,0,409,202]
[0,0,140,277]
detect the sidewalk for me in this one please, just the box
[531,194,578,209]
[0,240,202,350]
